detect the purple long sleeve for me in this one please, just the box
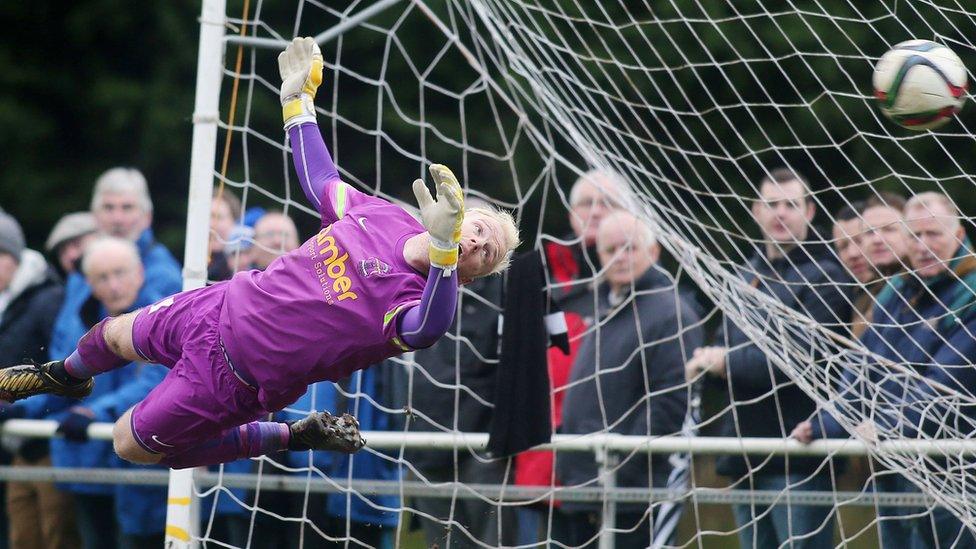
[288,122,341,217]
[397,266,459,349]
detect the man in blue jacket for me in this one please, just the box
[686,168,852,549]
[271,368,399,548]
[88,166,182,296]
[795,192,976,548]
[17,237,173,548]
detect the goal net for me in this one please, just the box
[179,0,976,547]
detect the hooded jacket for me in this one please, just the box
[714,234,851,478]
[556,267,702,510]
[0,250,63,367]
[0,250,64,461]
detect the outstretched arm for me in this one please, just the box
[279,37,351,221]
[288,122,343,219]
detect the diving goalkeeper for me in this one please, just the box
[0,37,518,469]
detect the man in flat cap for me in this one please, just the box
[45,212,97,278]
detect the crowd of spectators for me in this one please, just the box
[0,164,972,549]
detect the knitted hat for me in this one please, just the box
[45,212,97,252]
[225,225,255,254]
[0,212,25,261]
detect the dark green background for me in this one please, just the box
[2,1,974,261]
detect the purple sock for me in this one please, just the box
[159,422,290,469]
[63,319,128,379]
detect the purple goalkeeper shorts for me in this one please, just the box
[129,283,267,455]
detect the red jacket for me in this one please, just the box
[514,238,596,489]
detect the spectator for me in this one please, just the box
[838,193,911,338]
[0,212,78,549]
[554,210,701,548]
[250,211,299,270]
[794,195,910,435]
[224,224,256,275]
[208,188,243,281]
[403,273,510,548]
[274,368,399,548]
[89,166,182,296]
[44,212,97,278]
[685,168,851,549]
[71,238,170,548]
[833,202,871,285]
[798,191,976,548]
[860,192,910,280]
[514,169,631,543]
[16,237,174,549]
[54,168,181,376]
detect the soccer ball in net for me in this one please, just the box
[873,39,968,130]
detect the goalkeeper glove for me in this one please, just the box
[278,36,323,129]
[412,164,465,274]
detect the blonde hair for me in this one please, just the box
[467,205,520,275]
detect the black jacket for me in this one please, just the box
[0,250,63,367]
[557,267,702,509]
[714,237,851,478]
[0,251,63,463]
[404,275,503,469]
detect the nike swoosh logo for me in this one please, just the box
[357,217,368,231]
[148,296,174,314]
[151,434,175,448]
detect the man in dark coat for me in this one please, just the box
[797,192,976,548]
[0,211,79,549]
[401,273,513,548]
[686,168,851,549]
[555,210,702,548]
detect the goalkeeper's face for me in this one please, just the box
[457,212,508,281]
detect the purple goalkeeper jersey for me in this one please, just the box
[219,185,427,411]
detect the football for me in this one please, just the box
[873,39,968,130]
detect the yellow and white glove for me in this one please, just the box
[412,164,465,274]
[278,37,323,129]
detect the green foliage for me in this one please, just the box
[2,0,975,261]
[0,1,198,254]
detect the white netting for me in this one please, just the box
[193,1,976,547]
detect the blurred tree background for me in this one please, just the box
[2,0,975,258]
[0,1,199,253]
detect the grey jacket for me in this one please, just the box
[557,267,702,509]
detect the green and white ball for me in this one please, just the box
[873,39,967,130]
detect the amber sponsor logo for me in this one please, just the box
[310,224,358,303]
